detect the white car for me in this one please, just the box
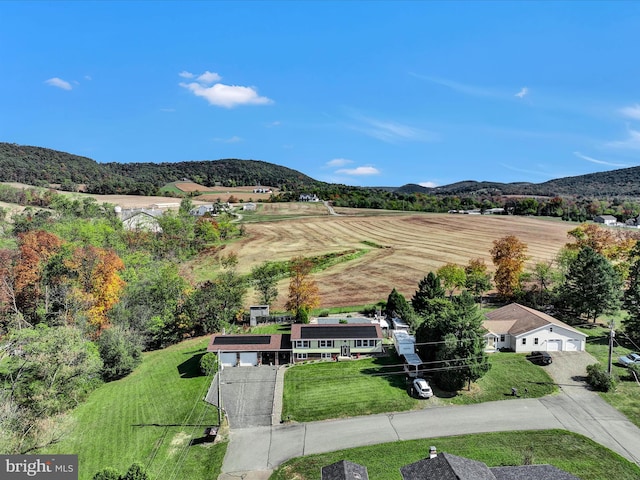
[412,378,433,399]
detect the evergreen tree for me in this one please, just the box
[623,243,640,345]
[411,272,445,315]
[385,288,413,321]
[563,246,622,322]
[415,292,490,391]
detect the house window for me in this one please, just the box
[522,338,527,345]
[356,339,363,347]
[296,340,310,348]
[500,335,505,342]
[319,340,333,348]
[296,353,307,360]
[534,338,539,345]
[321,353,332,359]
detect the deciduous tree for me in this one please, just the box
[464,258,492,303]
[436,263,466,297]
[251,261,283,306]
[285,256,320,323]
[491,235,528,299]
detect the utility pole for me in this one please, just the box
[608,321,615,375]
[217,350,223,425]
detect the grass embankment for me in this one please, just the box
[282,353,556,422]
[43,337,226,480]
[581,324,640,427]
[270,430,640,480]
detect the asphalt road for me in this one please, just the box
[218,352,640,480]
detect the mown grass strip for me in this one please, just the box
[270,430,640,480]
[42,337,225,480]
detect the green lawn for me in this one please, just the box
[282,353,557,422]
[42,336,226,480]
[270,430,640,480]
[581,325,640,427]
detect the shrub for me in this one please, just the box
[97,327,143,381]
[318,310,330,317]
[586,363,616,392]
[200,352,219,376]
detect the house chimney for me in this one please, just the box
[429,446,437,459]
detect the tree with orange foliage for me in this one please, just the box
[66,246,125,334]
[13,230,63,323]
[285,256,320,323]
[490,235,528,299]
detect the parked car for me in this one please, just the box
[618,353,640,367]
[411,378,433,399]
[527,351,552,365]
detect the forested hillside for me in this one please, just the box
[0,142,321,195]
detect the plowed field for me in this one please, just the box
[227,211,575,308]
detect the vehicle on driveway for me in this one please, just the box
[527,351,552,365]
[618,352,640,367]
[411,378,433,398]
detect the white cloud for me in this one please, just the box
[179,70,273,108]
[515,87,529,98]
[419,181,438,188]
[160,108,176,112]
[620,104,640,120]
[197,71,222,85]
[213,135,243,143]
[573,151,629,167]
[84,75,92,81]
[45,77,72,90]
[336,166,380,176]
[326,158,353,167]
[267,121,281,127]
[607,128,640,150]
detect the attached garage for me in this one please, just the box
[220,352,238,367]
[565,339,580,351]
[547,340,561,351]
[207,333,292,367]
[239,352,259,366]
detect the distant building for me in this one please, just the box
[593,215,617,226]
[117,207,163,233]
[253,187,272,194]
[243,202,257,211]
[299,194,320,202]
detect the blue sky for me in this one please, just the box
[2,1,640,188]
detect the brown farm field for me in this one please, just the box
[224,210,577,309]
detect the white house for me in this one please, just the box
[483,303,587,353]
[243,202,257,211]
[594,215,618,226]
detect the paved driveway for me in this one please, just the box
[219,351,640,480]
[212,366,278,429]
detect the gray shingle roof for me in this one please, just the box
[400,453,497,480]
[491,464,581,480]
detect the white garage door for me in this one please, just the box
[566,339,579,351]
[220,352,237,367]
[239,352,258,366]
[547,340,561,351]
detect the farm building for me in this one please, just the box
[483,303,587,353]
[117,207,163,233]
[207,334,291,367]
[593,215,618,226]
[291,323,383,362]
[243,202,257,211]
[249,305,269,326]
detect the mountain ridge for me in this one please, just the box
[2,142,640,198]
